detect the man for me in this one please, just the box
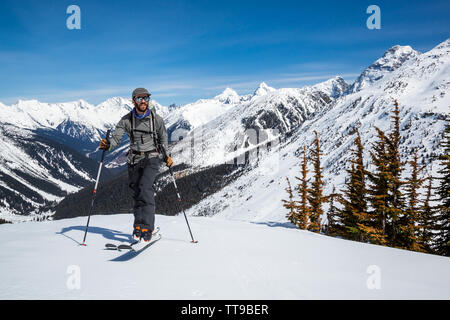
[99,88,173,242]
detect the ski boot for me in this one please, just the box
[133,224,143,240]
[141,227,153,242]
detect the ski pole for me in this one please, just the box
[157,141,198,243]
[167,166,198,243]
[81,129,111,246]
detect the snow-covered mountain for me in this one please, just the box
[253,82,276,96]
[184,39,449,224]
[169,76,350,167]
[349,45,420,93]
[0,122,116,221]
[313,76,350,99]
[0,213,449,299]
[164,88,242,143]
[0,97,170,147]
[0,97,164,220]
[0,76,345,220]
[0,38,448,224]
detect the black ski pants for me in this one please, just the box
[128,156,160,230]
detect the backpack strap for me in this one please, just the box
[129,109,161,154]
[149,108,161,153]
[129,111,135,144]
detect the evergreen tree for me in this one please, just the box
[366,127,389,245]
[339,129,381,243]
[338,130,364,240]
[325,185,339,236]
[348,129,375,242]
[435,122,450,256]
[417,172,438,253]
[0,218,11,225]
[337,167,360,240]
[295,145,310,229]
[308,131,326,233]
[366,100,408,247]
[402,150,426,251]
[283,177,298,226]
[385,99,406,247]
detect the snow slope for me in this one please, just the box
[0,213,448,299]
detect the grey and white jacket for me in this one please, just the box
[108,104,168,165]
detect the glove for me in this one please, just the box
[99,138,110,150]
[166,156,173,167]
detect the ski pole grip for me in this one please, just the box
[100,129,111,162]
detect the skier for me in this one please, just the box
[99,88,172,242]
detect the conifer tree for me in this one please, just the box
[308,131,326,233]
[339,129,381,242]
[435,122,450,256]
[402,150,426,251]
[348,129,376,242]
[338,130,364,240]
[325,185,339,236]
[366,100,408,247]
[283,177,298,226]
[295,145,310,229]
[417,172,437,253]
[385,99,406,247]
[337,166,360,240]
[366,127,389,245]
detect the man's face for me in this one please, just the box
[133,95,150,112]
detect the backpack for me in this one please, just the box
[128,108,161,153]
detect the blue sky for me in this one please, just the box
[0,0,449,106]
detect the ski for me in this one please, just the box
[109,234,162,262]
[105,243,118,250]
[119,233,162,252]
[105,227,160,251]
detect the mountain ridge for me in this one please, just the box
[0,38,448,222]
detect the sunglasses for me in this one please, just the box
[134,96,150,103]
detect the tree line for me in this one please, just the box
[53,163,245,220]
[283,100,449,257]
